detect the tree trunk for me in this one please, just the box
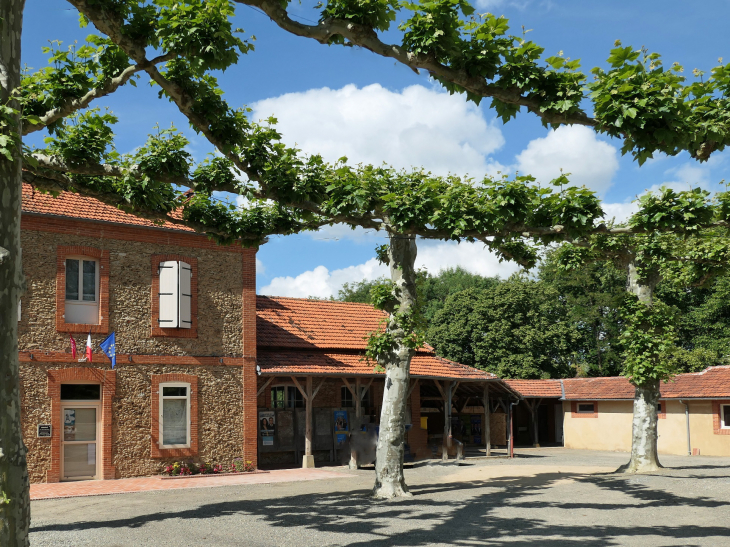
[621,259,662,474]
[0,0,31,544]
[372,232,417,499]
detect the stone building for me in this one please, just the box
[19,183,257,483]
[18,184,516,483]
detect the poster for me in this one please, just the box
[334,410,349,432]
[336,433,348,446]
[471,415,482,444]
[64,409,76,441]
[259,410,275,445]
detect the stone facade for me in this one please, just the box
[19,216,257,483]
[19,229,245,356]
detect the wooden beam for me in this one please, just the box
[311,378,326,400]
[459,396,471,413]
[256,376,275,397]
[359,377,374,399]
[450,381,461,398]
[433,379,446,401]
[341,377,356,397]
[407,379,418,399]
[291,376,308,402]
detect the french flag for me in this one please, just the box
[86,333,93,363]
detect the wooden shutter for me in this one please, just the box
[158,261,179,328]
[178,261,192,329]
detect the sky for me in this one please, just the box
[21,0,730,298]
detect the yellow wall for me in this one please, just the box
[562,400,730,456]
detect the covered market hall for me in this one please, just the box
[255,296,521,467]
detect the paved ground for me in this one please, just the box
[30,468,350,500]
[30,448,730,546]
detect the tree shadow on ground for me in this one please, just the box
[31,468,730,546]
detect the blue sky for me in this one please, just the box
[22,1,730,296]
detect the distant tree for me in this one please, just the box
[338,277,388,303]
[659,273,730,372]
[538,249,626,377]
[427,276,580,379]
[338,267,499,322]
[418,267,500,323]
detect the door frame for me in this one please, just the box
[59,400,102,481]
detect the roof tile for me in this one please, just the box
[504,379,562,398]
[256,296,497,380]
[21,183,194,232]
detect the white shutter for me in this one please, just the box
[158,261,179,328]
[178,261,192,329]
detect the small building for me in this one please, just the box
[255,296,518,465]
[505,368,730,456]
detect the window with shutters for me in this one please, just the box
[56,246,110,334]
[151,255,198,338]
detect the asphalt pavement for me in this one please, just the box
[29,448,730,546]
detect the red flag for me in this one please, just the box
[86,333,93,363]
[70,335,77,360]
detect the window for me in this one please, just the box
[158,261,193,329]
[722,405,730,429]
[271,386,304,409]
[657,402,662,413]
[64,257,100,324]
[61,384,101,400]
[341,386,353,407]
[341,386,371,409]
[159,383,191,448]
[577,403,595,414]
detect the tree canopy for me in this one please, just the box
[427,276,580,379]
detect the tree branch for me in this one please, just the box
[22,53,176,136]
[236,0,596,127]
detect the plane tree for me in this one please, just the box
[1,1,729,544]
[553,188,730,473]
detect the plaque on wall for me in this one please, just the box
[37,424,52,438]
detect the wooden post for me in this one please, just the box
[531,398,542,448]
[303,376,314,468]
[509,402,515,459]
[483,384,491,457]
[350,378,362,469]
[443,381,453,461]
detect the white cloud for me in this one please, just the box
[416,239,521,278]
[259,258,388,298]
[258,240,521,298]
[514,125,619,195]
[251,84,505,177]
[255,258,266,276]
[600,201,639,224]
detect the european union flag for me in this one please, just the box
[100,332,116,369]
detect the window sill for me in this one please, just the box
[57,322,107,334]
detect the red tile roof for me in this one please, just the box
[256,296,498,380]
[538,366,730,400]
[504,379,563,398]
[562,377,635,400]
[257,296,387,350]
[21,183,194,232]
[660,366,730,399]
[257,351,498,380]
